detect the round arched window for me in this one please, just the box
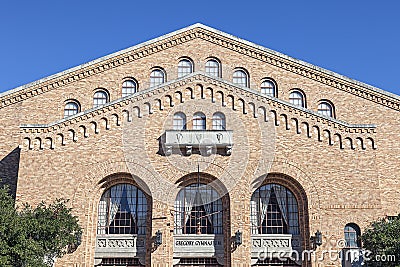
[173,112,187,130]
[232,69,248,87]
[205,59,220,77]
[193,112,206,130]
[212,112,226,130]
[150,69,165,87]
[344,223,361,248]
[122,80,137,97]
[289,90,305,108]
[93,90,109,108]
[250,184,299,235]
[261,79,277,97]
[174,183,223,234]
[318,101,334,118]
[97,184,148,235]
[64,101,80,118]
[178,59,193,78]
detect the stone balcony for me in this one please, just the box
[162,130,233,156]
[94,234,145,262]
[251,234,294,259]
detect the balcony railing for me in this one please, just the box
[251,234,293,258]
[95,234,145,259]
[162,130,233,156]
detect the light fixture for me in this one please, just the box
[235,230,242,246]
[310,230,322,249]
[315,230,322,246]
[155,230,162,246]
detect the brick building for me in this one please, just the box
[0,24,398,266]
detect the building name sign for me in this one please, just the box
[175,240,222,247]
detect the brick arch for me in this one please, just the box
[68,159,160,266]
[71,159,160,207]
[175,172,230,203]
[265,158,322,212]
[251,172,312,267]
[173,171,231,266]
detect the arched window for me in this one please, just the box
[174,183,223,234]
[173,112,187,130]
[193,112,206,130]
[344,223,361,248]
[250,184,299,235]
[93,90,109,108]
[64,101,80,118]
[150,69,165,87]
[178,59,193,78]
[317,101,334,118]
[212,112,226,130]
[289,90,306,108]
[205,59,220,77]
[122,79,137,97]
[97,184,148,235]
[261,79,277,97]
[232,69,249,87]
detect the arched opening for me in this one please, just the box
[173,173,229,266]
[212,112,226,130]
[289,89,306,108]
[260,78,277,97]
[193,112,206,130]
[95,180,151,267]
[342,223,363,267]
[251,173,310,266]
[178,58,194,77]
[97,184,147,235]
[173,112,187,130]
[317,100,335,118]
[205,58,221,77]
[174,183,223,235]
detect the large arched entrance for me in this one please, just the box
[250,174,310,266]
[172,173,230,266]
[94,182,151,266]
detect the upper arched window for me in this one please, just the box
[317,101,334,118]
[173,112,187,130]
[289,90,306,108]
[193,112,206,130]
[178,59,193,78]
[261,79,277,97]
[174,183,223,234]
[205,59,221,77]
[93,90,109,108]
[250,184,299,235]
[212,112,226,130]
[64,101,80,118]
[233,69,249,87]
[97,184,148,235]
[344,223,361,248]
[122,79,137,97]
[150,69,165,87]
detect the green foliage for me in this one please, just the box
[0,186,82,267]
[361,214,400,267]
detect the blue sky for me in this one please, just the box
[1,1,399,95]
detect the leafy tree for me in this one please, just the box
[361,214,400,267]
[0,185,82,267]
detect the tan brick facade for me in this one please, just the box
[0,24,399,266]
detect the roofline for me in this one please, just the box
[2,22,399,101]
